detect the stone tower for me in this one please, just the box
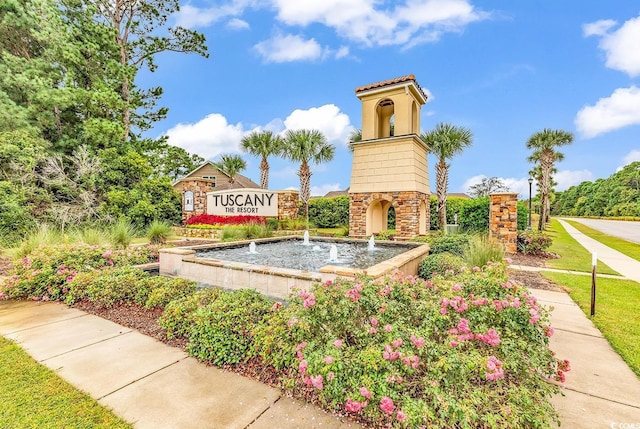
[349,75,430,239]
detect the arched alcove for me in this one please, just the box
[366,198,393,235]
[376,99,395,138]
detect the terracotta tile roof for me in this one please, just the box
[354,74,427,101]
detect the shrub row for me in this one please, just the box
[0,244,160,301]
[517,230,553,254]
[154,266,566,428]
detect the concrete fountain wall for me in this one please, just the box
[159,236,430,300]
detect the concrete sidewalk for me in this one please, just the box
[557,218,640,283]
[530,288,640,427]
[0,300,357,429]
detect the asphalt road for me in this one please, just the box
[564,218,640,244]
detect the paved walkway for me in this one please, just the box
[557,218,640,283]
[0,300,357,429]
[531,288,640,427]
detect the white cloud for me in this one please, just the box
[272,0,486,48]
[164,114,244,160]
[553,170,593,191]
[575,86,640,138]
[283,104,352,145]
[623,149,640,165]
[227,18,250,30]
[584,14,640,77]
[583,19,617,37]
[311,183,342,196]
[164,104,352,160]
[254,34,325,63]
[175,1,253,28]
[335,46,350,59]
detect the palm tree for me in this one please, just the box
[526,129,573,230]
[421,122,473,232]
[213,153,247,185]
[348,128,362,153]
[283,129,335,219]
[240,130,284,189]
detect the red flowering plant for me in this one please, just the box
[254,263,568,428]
[184,214,266,227]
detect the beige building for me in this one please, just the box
[349,75,431,238]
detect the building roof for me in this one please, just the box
[323,188,350,198]
[354,74,428,102]
[447,193,471,199]
[172,161,260,189]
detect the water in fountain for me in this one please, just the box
[197,239,412,271]
[368,235,376,251]
[248,242,257,254]
[329,244,338,262]
[303,230,310,245]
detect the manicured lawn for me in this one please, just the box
[545,219,619,275]
[542,272,640,377]
[564,219,640,262]
[0,336,131,429]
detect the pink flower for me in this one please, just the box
[452,283,462,292]
[327,372,335,381]
[392,338,403,348]
[369,327,377,334]
[287,318,299,327]
[485,356,504,381]
[298,359,308,374]
[529,308,540,324]
[396,409,406,422]
[410,334,425,349]
[324,280,333,287]
[324,356,334,364]
[450,340,458,348]
[310,374,324,389]
[359,386,372,399]
[476,329,501,346]
[346,288,360,302]
[296,342,307,352]
[345,398,367,413]
[370,317,379,326]
[384,324,393,332]
[333,339,343,348]
[457,318,471,333]
[272,302,283,311]
[379,396,395,415]
[493,300,503,311]
[382,345,400,361]
[303,293,316,308]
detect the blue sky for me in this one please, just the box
[140,0,640,198]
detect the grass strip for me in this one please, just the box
[564,219,640,262]
[0,336,131,429]
[545,219,618,275]
[542,272,640,377]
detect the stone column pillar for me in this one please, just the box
[489,193,518,254]
[277,190,299,220]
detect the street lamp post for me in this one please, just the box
[528,178,533,230]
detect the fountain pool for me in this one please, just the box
[159,236,429,300]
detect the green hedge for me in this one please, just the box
[306,196,349,228]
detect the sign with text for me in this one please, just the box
[206,189,278,216]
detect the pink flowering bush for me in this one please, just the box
[253,263,568,427]
[0,244,160,301]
